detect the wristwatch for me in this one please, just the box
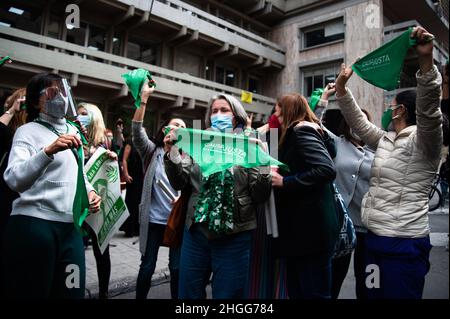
[5,110,13,116]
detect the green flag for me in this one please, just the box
[72,146,90,236]
[309,88,324,111]
[352,27,418,91]
[171,128,289,177]
[121,68,156,108]
[0,56,12,66]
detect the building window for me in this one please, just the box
[302,62,342,97]
[47,15,60,39]
[112,33,122,56]
[0,3,42,35]
[66,21,87,46]
[205,60,214,80]
[87,24,106,52]
[248,76,261,94]
[127,37,159,65]
[301,18,344,49]
[215,66,236,87]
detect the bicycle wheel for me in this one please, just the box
[429,185,442,212]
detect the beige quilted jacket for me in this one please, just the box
[336,66,443,238]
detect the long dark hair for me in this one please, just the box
[396,90,417,126]
[26,73,62,122]
[152,118,172,148]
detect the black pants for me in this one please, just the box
[88,228,111,299]
[331,231,368,299]
[286,252,333,299]
[354,232,368,299]
[2,215,85,298]
[331,252,352,299]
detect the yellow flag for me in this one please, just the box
[241,90,253,104]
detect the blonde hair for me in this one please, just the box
[77,103,107,147]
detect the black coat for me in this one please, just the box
[0,123,18,233]
[273,124,338,257]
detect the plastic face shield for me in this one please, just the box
[62,78,77,119]
[40,78,77,119]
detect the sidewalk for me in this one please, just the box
[85,232,170,299]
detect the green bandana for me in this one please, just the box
[121,68,156,108]
[352,27,418,91]
[194,169,234,234]
[169,128,289,177]
[309,88,324,111]
[0,56,11,66]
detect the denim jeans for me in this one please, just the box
[136,222,180,299]
[286,252,333,299]
[178,225,252,299]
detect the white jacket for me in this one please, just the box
[336,66,443,238]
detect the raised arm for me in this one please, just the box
[413,26,443,159]
[132,82,156,161]
[335,63,385,150]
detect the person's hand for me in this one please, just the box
[141,81,156,103]
[412,26,434,57]
[88,191,102,214]
[124,174,133,184]
[44,134,81,156]
[335,63,354,97]
[163,126,179,149]
[246,113,253,129]
[321,83,336,100]
[106,150,118,161]
[271,171,284,188]
[9,97,25,114]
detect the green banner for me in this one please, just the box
[172,128,288,177]
[352,27,417,91]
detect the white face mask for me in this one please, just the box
[44,92,68,119]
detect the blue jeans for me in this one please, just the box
[136,222,180,299]
[365,232,432,299]
[178,225,252,299]
[286,252,333,299]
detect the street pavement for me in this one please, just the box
[86,205,449,299]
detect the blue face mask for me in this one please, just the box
[77,114,91,128]
[210,114,233,132]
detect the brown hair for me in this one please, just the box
[278,93,319,147]
[4,88,27,133]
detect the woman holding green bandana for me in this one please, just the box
[2,73,101,298]
[335,26,443,299]
[164,93,272,299]
[131,82,186,299]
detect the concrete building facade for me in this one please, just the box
[0,0,448,133]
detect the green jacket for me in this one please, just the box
[164,152,271,239]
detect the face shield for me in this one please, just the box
[39,78,77,119]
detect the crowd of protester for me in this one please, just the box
[0,26,447,300]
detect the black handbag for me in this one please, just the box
[331,183,357,259]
